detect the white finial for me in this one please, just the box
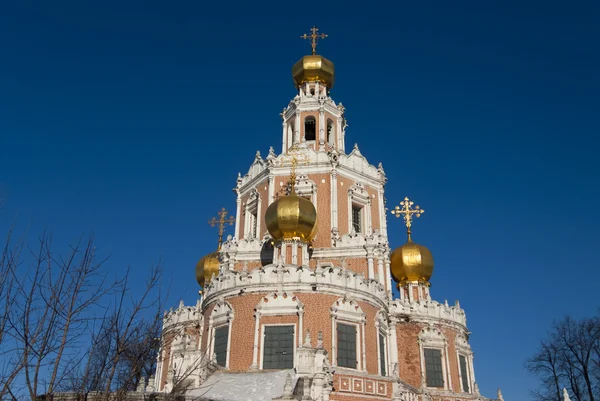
[497,388,504,401]
[563,388,571,401]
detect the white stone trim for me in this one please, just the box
[348,182,372,236]
[243,189,261,239]
[375,311,388,377]
[418,324,450,390]
[251,292,304,370]
[455,331,475,393]
[208,299,234,369]
[330,296,366,371]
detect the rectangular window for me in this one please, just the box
[251,212,258,238]
[263,325,294,369]
[424,348,444,388]
[214,326,229,367]
[351,205,362,233]
[337,323,357,368]
[379,332,387,376]
[459,354,470,392]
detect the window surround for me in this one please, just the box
[418,324,451,390]
[375,311,388,376]
[251,292,304,370]
[455,332,475,393]
[244,189,261,239]
[330,296,366,371]
[208,300,234,369]
[347,182,372,235]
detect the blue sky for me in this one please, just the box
[1,1,599,399]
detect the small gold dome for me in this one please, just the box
[292,55,335,89]
[195,251,220,289]
[390,238,434,284]
[265,194,317,241]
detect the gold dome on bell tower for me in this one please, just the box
[265,147,317,242]
[390,197,435,285]
[292,27,335,90]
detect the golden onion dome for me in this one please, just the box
[265,194,317,241]
[292,55,335,89]
[195,251,220,289]
[390,237,434,284]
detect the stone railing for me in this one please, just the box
[162,299,202,333]
[390,298,467,328]
[204,263,387,305]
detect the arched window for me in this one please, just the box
[304,116,316,141]
[327,119,335,144]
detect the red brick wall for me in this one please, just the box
[395,322,423,388]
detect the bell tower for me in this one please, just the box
[281,27,347,154]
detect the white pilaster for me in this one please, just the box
[291,242,298,265]
[361,321,367,371]
[331,170,338,233]
[235,195,241,239]
[268,175,275,207]
[250,312,260,370]
[378,188,387,237]
[367,253,375,280]
[377,257,385,284]
[294,111,300,145]
[331,315,336,366]
[282,120,286,153]
[319,108,325,151]
[389,319,399,375]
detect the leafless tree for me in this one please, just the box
[0,224,168,401]
[526,314,600,401]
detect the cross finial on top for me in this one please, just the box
[208,208,235,250]
[391,197,425,241]
[286,144,309,194]
[301,26,328,55]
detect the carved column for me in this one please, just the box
[319,107,325,151]
[282,119,287,153]
[377,253,385,284]
[361,319,367,371]
[389,318,399,375]
[330,170,338,234]
[250,311,261,370]
[268,174,275,207]
[366,249,375,280]
[294,111,301,144]
[336,117,343,151]
[235,194,242,239]
[378,187,387,237]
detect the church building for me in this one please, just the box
[151,28,504,401]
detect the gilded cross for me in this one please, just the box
[301,26,328,55]
[287,145,309,194]
[391,197,424,239]
[208,207,235,249]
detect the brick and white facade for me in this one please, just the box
[152,55,502,401]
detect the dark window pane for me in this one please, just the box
[214,326,229,367]
[459,355,470,393]
[352,206,362,233]
[379,333,387,376]
[337,324,357,368]
[424,348,444,387]
[263,325,294,369]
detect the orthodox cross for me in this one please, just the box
[390,197,424,240]
[287,145,309,194]
[301,26,328,55]
[208,207,235,249]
